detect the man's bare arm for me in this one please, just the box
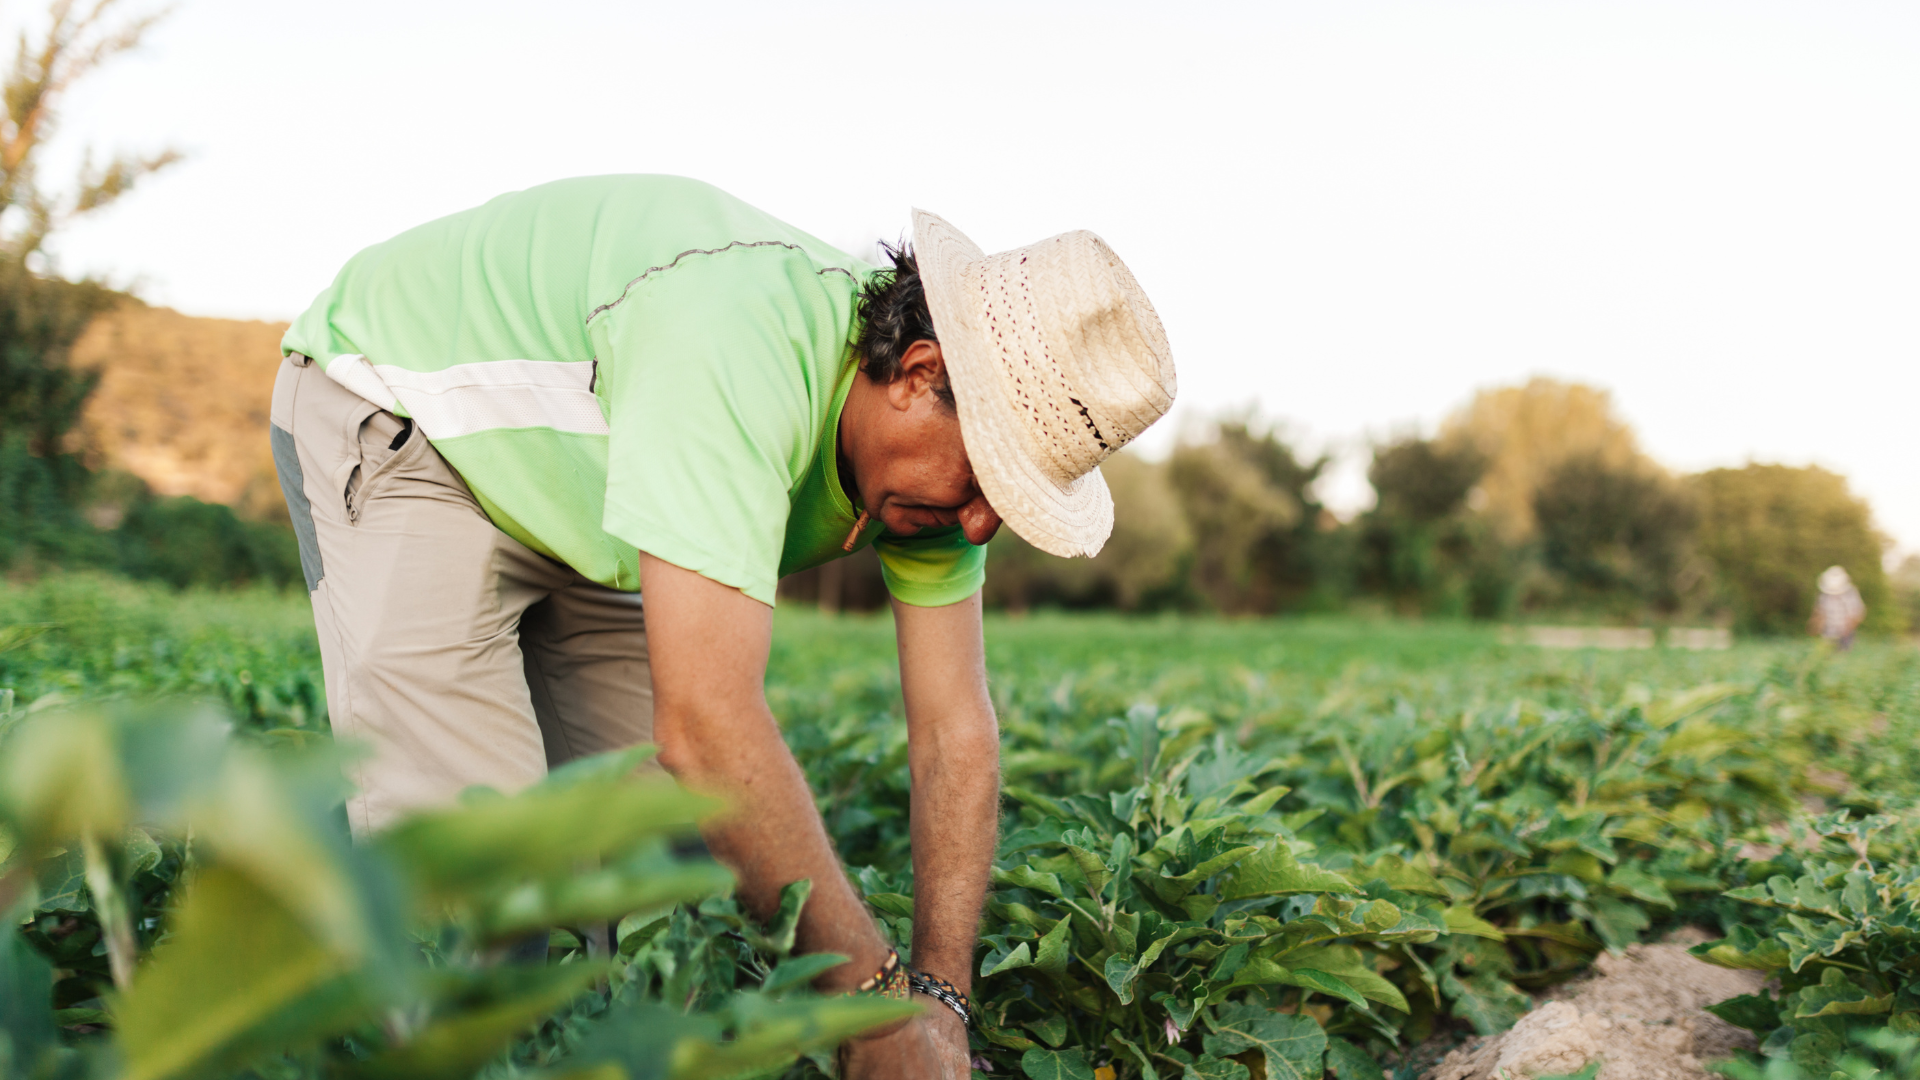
[640,553,936,1076]
[893,591,1001,1056]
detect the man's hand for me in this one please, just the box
[915,996,972,1080]
[841,1016,944,1080]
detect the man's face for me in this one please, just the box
[840,342,1003,547]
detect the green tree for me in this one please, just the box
[1690,464,1896,634]
[1892,554,1920,637]
[1168,418,1336,613]
[1532,454,1699,615]
[985,451,1194,611]
[1438,378,1643,543]
[984,420,1339,615]
[1357,435,1512,618]
[0,0,179,567]
[0,262,118,566]
[1216,419,1347,612]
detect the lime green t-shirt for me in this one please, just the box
[281,174,985,607]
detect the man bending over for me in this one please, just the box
[270,175,1176,1078]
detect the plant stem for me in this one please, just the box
[80,829,136,991]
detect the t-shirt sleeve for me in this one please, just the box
[595,249,836,606]
[875,527,987,607]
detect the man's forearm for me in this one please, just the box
[658,698,892,987]
[893,593,1001,991]
[640,553,891,991]
[907,718,1000,989]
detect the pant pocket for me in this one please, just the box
[345,412,420,523]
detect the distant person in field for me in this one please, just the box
[1810,565,1866,649]
[270,176,1176,1080]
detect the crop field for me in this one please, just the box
[3,573,1919,1079]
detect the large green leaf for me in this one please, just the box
[750,878,813,956]
[1203,1002,1327,1080]
[477,847,733,940]
[1105,952,1142,1004]
[1443,905,1506,941]
[984,942,1034,977]
[1574,895,1649,953]
[0,926,60,1074]
[995,864,1068,898]
[0,711,130,844]
[345,962,609,1080]
[554,1000,717,1080]
[1605,863,1674,908]
[1688,924,1791,972]
[1143,845,1261,902]
[672,994,921,1080]
[1218,845,1355,900]
[1033,914,1074,977]
[113,864,375,1080]
[1271,945,1409,1013]
[1279,968,1368,1010]
[1704,993,1780,1033]
[0,704,232,851]
[1182,1056,1249,1080]
[191,749,391,971]
[30,848,88,914]
[1112,1032,1160,1080]
[1024,1014,1069,1048]
[1324,1037,1385,1080]
[1357,855,1448,898]
[1441,968,1531,1034]
[1792,967,1892,1018]
[761,953,848,995]
[381,771,718,901]
[1022,1046,1096,1080]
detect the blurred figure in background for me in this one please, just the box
[1810,565,1866,649]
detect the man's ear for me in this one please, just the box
[886,340,947,410]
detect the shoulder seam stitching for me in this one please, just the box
[585,240,860,325]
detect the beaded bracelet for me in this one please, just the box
[848,948,910,1000]
[908,969,973,1026]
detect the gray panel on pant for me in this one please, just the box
[271,423,324,591]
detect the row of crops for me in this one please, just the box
[3,574,1919,1079]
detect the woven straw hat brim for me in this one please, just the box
[914,211,1115,558]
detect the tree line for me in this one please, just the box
[787,378,1909,635]
[982,379,1902,633]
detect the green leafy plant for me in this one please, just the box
[1288,680,1792,1037]
[11,588,1920,1078]
[1694,811,1920,1078]
[863,707,1449,1080]
[0,702,910,1080]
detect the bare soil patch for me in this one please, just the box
[1426,929,1762,1080]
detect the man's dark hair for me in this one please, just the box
[853,240,954,405]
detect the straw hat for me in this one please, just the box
[1819,566,1853,595]
[913,209,1177,558]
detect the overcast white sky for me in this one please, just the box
[40,0,1920,554]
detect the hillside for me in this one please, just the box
[72,303,290,520]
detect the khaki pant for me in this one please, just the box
[269,353,654,836]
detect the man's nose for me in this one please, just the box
[958,495,1002,545]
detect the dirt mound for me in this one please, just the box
[1427,930,1762,1080]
